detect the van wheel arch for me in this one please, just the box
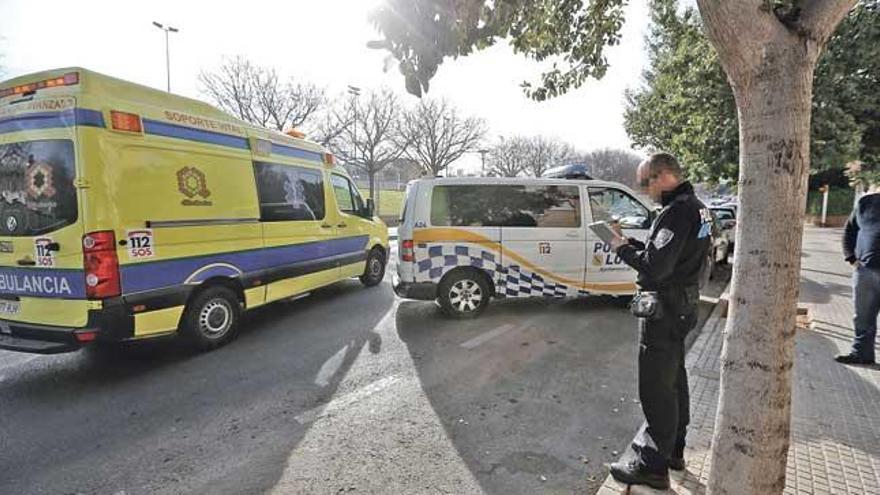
[187,277,246,310]
[437,267,495,318]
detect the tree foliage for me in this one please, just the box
[624,0,880,184]
[199,56,325,132]
[368,0,627,100]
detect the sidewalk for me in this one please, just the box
[600,226,880,494]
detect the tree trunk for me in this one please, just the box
[696,2,856,493]
[368,171,376,207]
[708,42,813,495]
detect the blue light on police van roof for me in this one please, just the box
[542,163,593,180]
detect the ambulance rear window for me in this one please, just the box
[0,139,77,236]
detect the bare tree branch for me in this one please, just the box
[321,88,409,200]
[401,99,486,176]
[798,0,858,43]
[199,56,326,132]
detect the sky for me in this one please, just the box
[0,0,651,172]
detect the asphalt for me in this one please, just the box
[0,255,730,495]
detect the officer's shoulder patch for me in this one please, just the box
[653,228,675,249]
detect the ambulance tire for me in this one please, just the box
[180,286,242,351]
[438,269,490,319]
[360,247,386,287]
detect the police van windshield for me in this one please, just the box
[0,139,77,236]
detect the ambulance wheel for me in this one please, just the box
[360,247,386,287]
[180,286,242,351]
[438,269,490,319]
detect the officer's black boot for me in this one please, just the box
[667,456,686,471]
[609,459,670,490]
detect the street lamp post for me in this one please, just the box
[347,85,366,203]
[152,21,179,93]
[478,149,489,176]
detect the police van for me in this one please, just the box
[0,68,388,353]
[393,173,654,317]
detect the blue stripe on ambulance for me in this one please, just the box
[0,108,104,134]
[141,119,250,150]
[120,235,369,294]
[0,108,324,163]
[0,235,369,300]
[0,267,86,299]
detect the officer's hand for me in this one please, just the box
[610,234,628,251]
[610,221,623,237]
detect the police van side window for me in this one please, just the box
[587,187,650,229]
[254,162,325,222]
[430,185,581,227]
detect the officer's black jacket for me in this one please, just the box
[616,181,712,291]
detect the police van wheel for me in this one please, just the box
[438,270,490,319]
[181,286,242,351]
[360,248,386,287]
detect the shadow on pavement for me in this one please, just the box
[0,279,395,495]
[396,295,651,494]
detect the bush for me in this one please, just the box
[806,187,855,216]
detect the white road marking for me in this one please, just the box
[314,344,348,387]
[0,352,38,372]
[296,374,401,424]
[460,323,516,349]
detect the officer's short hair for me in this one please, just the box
[647,153,682,179]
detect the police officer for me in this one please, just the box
[607,152,712,490]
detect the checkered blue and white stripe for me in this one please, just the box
[414,243,572,298]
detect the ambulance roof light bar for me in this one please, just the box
[0,72,80,99]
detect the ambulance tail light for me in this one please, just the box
[401,240,415,262]
[110,111,143,133]
[83,231,121,299]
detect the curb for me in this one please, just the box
[598,282,731,495]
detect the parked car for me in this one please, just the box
[710,206,737,250]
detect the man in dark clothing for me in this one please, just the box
[838,188,880,365]
[606,153,712,490]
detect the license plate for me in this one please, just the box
[0,300,20,315]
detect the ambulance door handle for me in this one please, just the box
[16,258,36,266]
[565,231,579,238]
[338,222,347,228]
[321,223,333,229]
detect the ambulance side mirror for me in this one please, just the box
[364,198,376,218]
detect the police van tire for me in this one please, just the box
[180,286,242,351]
[438,269,490,319]
[360,248,386,287]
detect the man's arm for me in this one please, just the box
[843,208,859,264]
[616,208,691,283]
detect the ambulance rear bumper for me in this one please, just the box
[0,300,133,354]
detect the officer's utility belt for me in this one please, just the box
[631,291,663,319]
[630,286,699,320]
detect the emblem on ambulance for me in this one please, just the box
[177,167,212,206]
[26,162,56,199]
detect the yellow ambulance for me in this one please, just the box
[0,68,388,353]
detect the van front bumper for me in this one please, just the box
[392,274,437,301]
[0,300,133,354]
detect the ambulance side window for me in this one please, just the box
[587,187,650,229]
[331,175,364,214]
[254,162,325,222]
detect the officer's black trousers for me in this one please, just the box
[632,301,697,472]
